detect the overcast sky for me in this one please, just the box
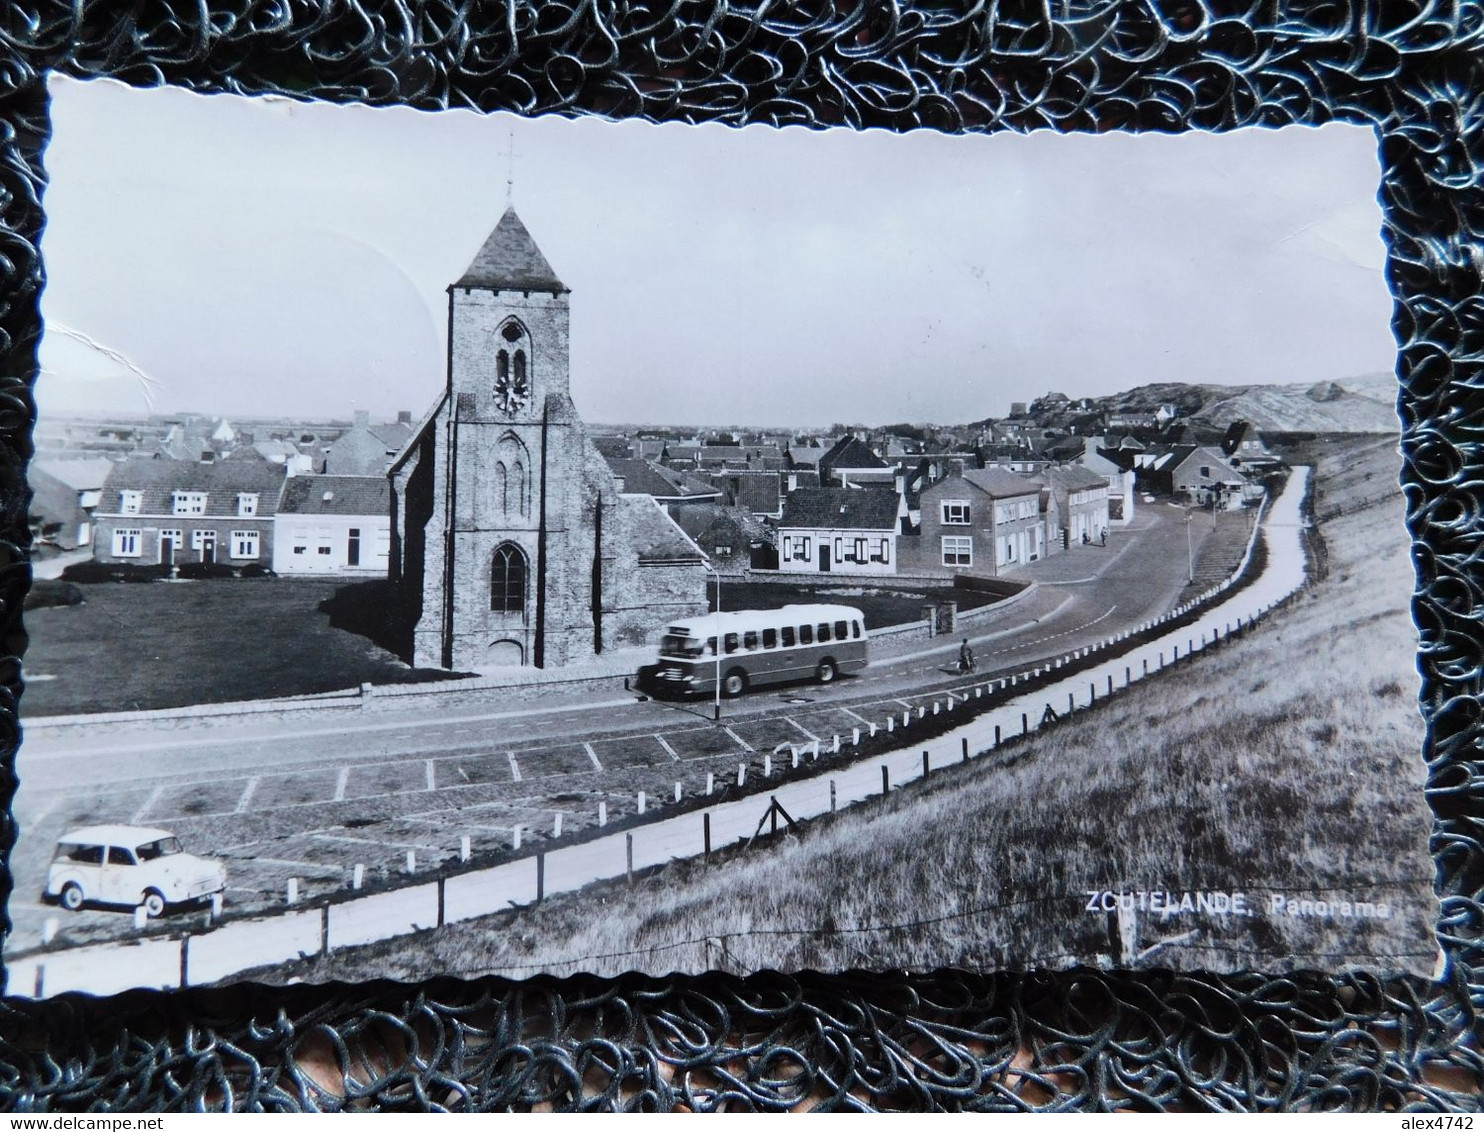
[36,75,1396,427]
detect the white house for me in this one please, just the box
[777,487,900,576]
[272,475,390,575]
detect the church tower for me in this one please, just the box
[391,206,707,671]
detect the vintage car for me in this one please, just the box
[45,825,227,917]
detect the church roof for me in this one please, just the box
[455,207,567,293]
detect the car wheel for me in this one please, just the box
[723,669,748,697]
[816,659,838,684]
[59,883,84,912]
[141,890,167,918]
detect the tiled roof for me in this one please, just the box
[622,494,707,564]
[1043,465,1109,492]
[605,457,721,500]
[278,475,390,516]
[960,467,1041,498]
[31,457,114,492]
[99,456,286,517]
[820,435,889,471]
[455,207,567,292]
[780,487,899,531]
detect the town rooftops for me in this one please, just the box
[278,475,391,516]
[820,435,890,471]
[30,457,114,492]
[780,487,900,531]
[454,207,568,293]
[99,456,286,517]
[605,457,721,501]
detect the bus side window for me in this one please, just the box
[705,637,717,656]
[852,621,862,639]
[724,633,739,654]
[834,619,848,640]
[743,630,759,651]
[762,628,777,649]
[799,624,813,645]
[817,622,832,643]
[781,626,795,647]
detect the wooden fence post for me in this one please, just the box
[961,737,969,762]
[881,765,890,795]
[536,853,545,902]
[703,813,712,855]
[830,780,837,812]
[922,750,930,778]
[626,833,634,884]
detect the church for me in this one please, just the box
[389,207,708,670]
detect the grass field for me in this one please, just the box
[289,437,1438,982]
[20,577,456,716]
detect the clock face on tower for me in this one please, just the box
[494,369,529,414]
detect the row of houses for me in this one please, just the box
[775,464,1114,579]
[82,456,391,575]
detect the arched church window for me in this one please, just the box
[502,322,524,344]
[491,543,526,613]
[512,460,526,515]
[495,461,508,513]
[496,350,509,382]
[513,349,527,385]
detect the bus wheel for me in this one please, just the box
[816,659,838,684]
[723,669,748,697]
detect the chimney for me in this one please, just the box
[354,410,370,428]
[397,410,412,425]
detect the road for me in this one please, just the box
[9,500,1241,951]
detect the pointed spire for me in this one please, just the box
[455,207,567,293]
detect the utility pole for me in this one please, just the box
[708,564,723,721]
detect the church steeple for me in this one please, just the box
[455,207,567,293]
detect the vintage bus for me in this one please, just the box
[638,603,869,698]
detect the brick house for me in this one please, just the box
[909,468,1045,577]
[93,455,286,567]
[1032,466,1112,549]
[778,487,899,575]
[273,475,391,575]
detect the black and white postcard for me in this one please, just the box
[8,76,1436,996]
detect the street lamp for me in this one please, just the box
[1184,510,1194,583]
[706,562,722,721]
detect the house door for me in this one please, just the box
[819,544,831,572]
[200,532,216,563]
[160,534,176,567]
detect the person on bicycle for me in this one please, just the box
[958,638,976,674]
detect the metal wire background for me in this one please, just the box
[0,0,1480,1112]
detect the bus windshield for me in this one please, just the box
[660,633,706,658]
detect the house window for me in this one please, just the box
[942,536,973,566]
[1200,466,1211,478]
[172,491,207,516]
[490,542,526,613]
[119,490,142,515]
[292,544,307,555]
[941,500,971,524]
[347,528,361,567]
[854,537,867,561]
[230,530,260,559]
[112,528,142,557]
[1003,537,1017,563]
[995,503,1010,524]
[317,546,332,555]
[190,530,210,550]
[237,493,259,517]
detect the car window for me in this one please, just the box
[135,838,181,861]
[61,844,103,865]
[107,846,136,866]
